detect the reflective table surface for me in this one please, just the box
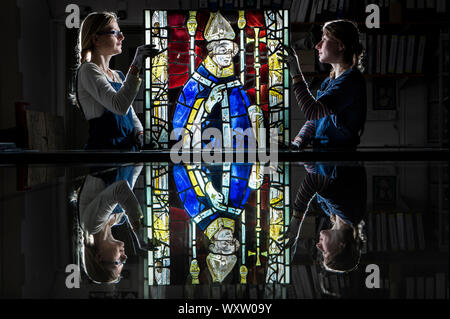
[0,160,448,299]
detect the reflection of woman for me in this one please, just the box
[283,20,366,150]
[284,164,367,273]
[75,12,158,150]
[78,165,143,283]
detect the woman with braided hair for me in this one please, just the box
[283,163,367,273]
[282,20,367,150]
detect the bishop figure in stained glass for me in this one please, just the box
[173,12,263,150]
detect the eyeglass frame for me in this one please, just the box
[100,256,127,267]
[96,30,124,38]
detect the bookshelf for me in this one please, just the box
[428,164,449,253]
[362,161,448,299]
[302,72,426,79]
[289,0,448,25]
[434,30,449,147]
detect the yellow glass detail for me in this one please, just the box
[190,259,200,284]
[268,51,283,98]
[151,53,168,84]
[237,11,246,30]
[193,98,204,110]
[187,107,199,125]
[204,12,235,42]
[187,11,198,36]
[154,176,161,194]
[239,265,248,284]
[205,217,235,239]
[187,170,205,197]
[153,213,169,244]
[270,193,284,208]
[203,55,234,78]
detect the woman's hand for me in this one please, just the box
[129,205,144,232]
[130,216,144,233]
[279,214,303,248]
[291,136,307,151]
[132,44,160,70]
[278,45,302,78]
[134,130,144,150]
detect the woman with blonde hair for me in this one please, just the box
[75,11,159,150]
[282,19,367,150]
[77,165,144,283]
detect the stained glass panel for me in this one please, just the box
[143,9,291,288]
[146,11,169,148]
[143,161,290,287]
[266,163,290,284]
[144,10,290,150]
[146,163,171,285]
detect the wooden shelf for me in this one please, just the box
[302,72,426,79]
[291,21,449,29]
[362,251,449,265]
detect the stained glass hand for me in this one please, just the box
[205,181,226,211]
[248,105,264,127]
[248,163,264,190]
[205,84,227,112]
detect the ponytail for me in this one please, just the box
[79,48,92,65]
[73,12,118,109]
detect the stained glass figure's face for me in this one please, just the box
[216,227,233,241]
[213,228,237,255]
[152,22,160,35]
[210,40,236,68]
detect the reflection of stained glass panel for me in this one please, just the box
[144,10,290,149]
[143,161,291,288]
[266,163,290,285]
[146,163,170,285]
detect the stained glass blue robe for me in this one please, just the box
[173,163,253,231]
[172,56,257,230]
[173,56,256,149]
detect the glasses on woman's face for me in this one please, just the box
[101,255,127,267]
[97,30,123,38]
